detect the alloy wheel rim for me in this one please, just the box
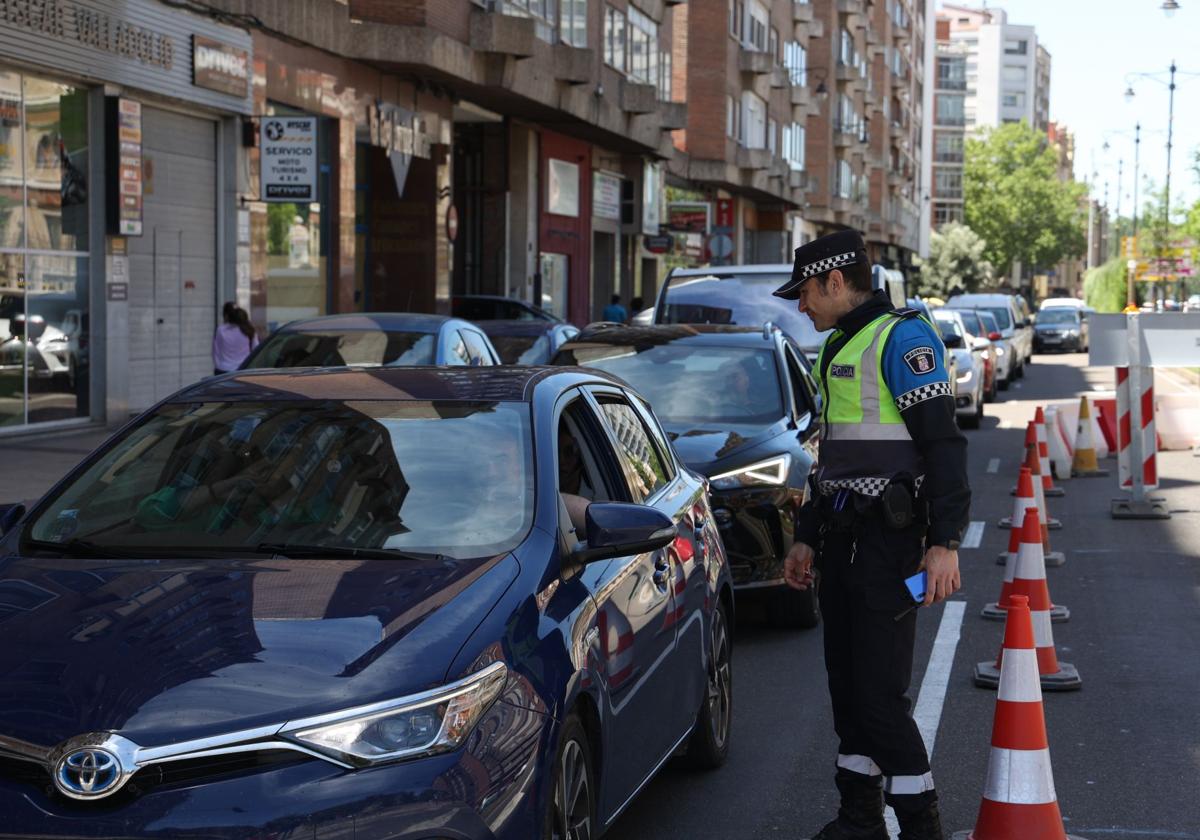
[707,611,731,749]
[553,739,592,840]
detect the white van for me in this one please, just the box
[945,293,1033,382]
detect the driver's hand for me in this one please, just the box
[784,541,816,590]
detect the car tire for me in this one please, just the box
[544,714,596,840]
[766,580,820,630]
[961,397,982,429]
[685,600,733,770]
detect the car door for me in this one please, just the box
[579,386,695,804]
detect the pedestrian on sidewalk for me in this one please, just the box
[212,302,259,375]
[602,294,628,324]
[774,231,969,840]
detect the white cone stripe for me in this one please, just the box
[1003,553,1017,583]
[983,747,1058,805]
[883,771,935,794]
[997,648,1043,702]
[1033,481,1048,525]
[1011,494,1034,523]
[1031,609,1053,648]
[1014,542,1047,581]
[837,753,882,776]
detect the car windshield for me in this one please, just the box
[1038,308,1078,325]
[488,333,550,365]
[975,312,999,333]
[954,305,1012,330]
[26,400,534,560]
[247,329,437,368]
[933,316,962,341]
[563,343,784,428]
[658,273,830,350]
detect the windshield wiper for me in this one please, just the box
[254,543,443,562]
[23,537,126,558]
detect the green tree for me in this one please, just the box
[963,121,1088,276]
[914,222,993,297]
[1083,257,1129,313]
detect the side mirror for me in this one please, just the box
[971,336,990,351]
[988,331,1002,341]
[0,503,26,536]
[943,333,964,349]
[571,502,677,565]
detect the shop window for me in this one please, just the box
[0,71,91,429]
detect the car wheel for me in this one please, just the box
[766,579,820,630]
[544,714,595,840]
[685,600,733,769]
[960,398,982,429]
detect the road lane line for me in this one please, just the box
[883,600,967,837]
[961,521,984,549]
[986,458,1000,474]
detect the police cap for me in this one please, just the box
[772,229,870,300]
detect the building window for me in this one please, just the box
[628,7,657,84]
[934,204,964,225]
[837,94,861,134]
[730,0,744,40]
[835,159,853,199]
[604,5,626,71]
[937,56,966,90]
[934,169,962,198]
[1002,64,1027,84]
[935,133,963,162]
[936,94,965,126]
[1004,38,1028,55]
[742,91,766,148]
[839,29,854,66]
[748,1,768,50]
[1002,91,1025,109]
[658,49,672,101]
[783,123,806,170]
[559,0,587,48]
[784,41,806,85]
[767,118,778,154]
[503,0,557,44]
[769,26,780,61]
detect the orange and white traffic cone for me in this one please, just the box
[962,594,1082,840]
[977,510,1081,691]
[999,437,1065,566]
[1071,395,1109,478]
[982,471,1069,623]
[1035,407,1066,496]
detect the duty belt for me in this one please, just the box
[818,474,925,498]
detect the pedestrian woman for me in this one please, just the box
[212,302,259,375]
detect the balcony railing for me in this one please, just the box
[937,78,967,91]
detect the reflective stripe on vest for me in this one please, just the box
[815,312,924,491]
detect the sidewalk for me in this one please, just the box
[0,426,116,506]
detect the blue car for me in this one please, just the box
[242,312,501,369]
[479,320,581,365]
[0,365,733,839]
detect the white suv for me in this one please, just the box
[946,293,1032,381]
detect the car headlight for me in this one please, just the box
[282,662,507,767]
[709,454,791,489]
[957,369,973,384]
[994,345,1005,356]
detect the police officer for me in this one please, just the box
[774,231,969,840]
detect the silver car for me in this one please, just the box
[946,293,1032,384]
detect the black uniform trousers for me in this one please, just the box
[815,504,936,813]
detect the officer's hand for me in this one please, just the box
[920,546,961,606]
[784,542,816,591]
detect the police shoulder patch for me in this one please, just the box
[830,363,855,379]
[902,346,937,375]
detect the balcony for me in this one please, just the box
[739,48,774,76]
[793,1,814,23]
[834,129,856,148]
[790,83,812,107]
[659,101,687,130]
[894,24,911,44]
[789,169,809,190]
[770,67,791,89]
[469,10,537,58]
[552,44,593,84]
[837,0,865,14]
[736,147,773,171]
[620,80,657,114]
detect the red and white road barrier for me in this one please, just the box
[1116,366,1158,491]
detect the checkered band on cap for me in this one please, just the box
[800,250,860,280]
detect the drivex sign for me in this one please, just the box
[261,117,317,201]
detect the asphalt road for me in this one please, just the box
[610,352,1200,840]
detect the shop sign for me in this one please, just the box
[593,172,622,221]
[667,201,711,233]
[715,198,734,229]
[644,234,673,255]
[0,0,175,69]
[104,98,143,236]
[368,102,430,197]
[261,116,317,202]
[547,159,580,218]
[193,35,249,98]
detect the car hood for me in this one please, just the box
[0,551,518,749]
[662,419,789,474]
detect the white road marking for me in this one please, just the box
[883,600,967,837]
[986,458,1000,474]
[962,521,985,549]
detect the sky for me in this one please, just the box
[943,0,1200,216]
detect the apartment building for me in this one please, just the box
[930,4,1052,231]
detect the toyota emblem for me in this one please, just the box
[54,748,121,798]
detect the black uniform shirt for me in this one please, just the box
[796,291,970,548]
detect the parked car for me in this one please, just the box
[945,293,1031,383]
[479,319,580,365]
[241,313,501,369]
[1187,293,1200,312]
[0,295,87,387]
[1034,306,1089,353]
[932,309,985,429]
[552,323,822,628]
[953,308,998,402]
[0,365,733,839]
[451,294,562,323]
[1039,297,1086,312]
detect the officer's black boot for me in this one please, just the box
[811,769,888,840]
[891,796,944,840]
